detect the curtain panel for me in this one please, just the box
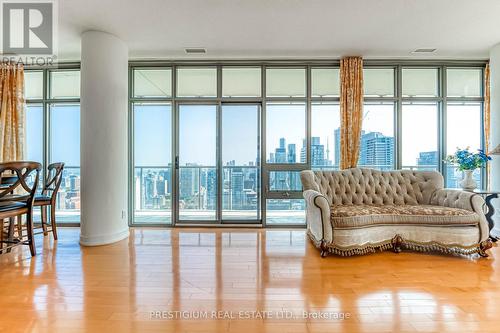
[484,64,491,189]
[0,63,25,162]
[339,56,364,170]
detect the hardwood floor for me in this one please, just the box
[0,227,499,333]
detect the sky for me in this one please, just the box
[26,104,80,166]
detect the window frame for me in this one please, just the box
[24,64,81,225]
[24,60,487,228]
[127,61,486,227]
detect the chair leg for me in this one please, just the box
[50,204,58,240]
[17,215,22,239]
[6,218,15,253]
[41,206,48,236]
[26,212,36,257]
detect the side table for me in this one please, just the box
[469,190,499,242]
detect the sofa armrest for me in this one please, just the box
[431,189,489,242]
[303,190,333,245]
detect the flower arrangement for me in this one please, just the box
[445,148,491,171]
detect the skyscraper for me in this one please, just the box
[300,137,327,166]
[334,128,341,167]
[287,144,296,163]
[274,137,286,163]
[417,151,438,168]
[230,167,244,209]
[310,137,325,167]
[300,139,307,163]
[359,132,394,169]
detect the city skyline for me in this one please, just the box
[25,102,483,220]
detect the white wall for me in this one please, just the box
[80,31,129,246]
[489,43,500,235]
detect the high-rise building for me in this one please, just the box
[287,144,296,163]
[279,138,286,149]
[417,151,438,167]
[300,137,326,166]
[300,139,307,163]
[230,167,244,209]
[311,137,325,167]
[334,128,341,166]
[359,132,394,169]
[206,169,217,209]
[180,166,198,200]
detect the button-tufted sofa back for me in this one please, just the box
[301,168,444,206]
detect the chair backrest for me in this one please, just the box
[43,162,65,200]
[0,161,41,206]
[301,168,444,206]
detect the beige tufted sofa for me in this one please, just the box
[301,168,492,257]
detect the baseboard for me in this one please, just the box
[79,228,129,246]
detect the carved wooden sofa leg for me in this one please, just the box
[479,239,493,257]
[392,235,404,254]
[320,240,329,258]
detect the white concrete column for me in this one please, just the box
[489,43,500,234]
[80,31,129,246]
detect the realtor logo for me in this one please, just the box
[1,0,55,55]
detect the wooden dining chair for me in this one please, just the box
[34,162,65,240]
[0,161,41,256]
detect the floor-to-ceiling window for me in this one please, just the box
[132,68,173,224]
[361,68,396,170]
[133,102,172,224]
[221,104,260,221]
[127,61,485,227]
[23,61,486,227]
[24,66,81,223]
[401,68,440,171]
[445,68,484,188]
[310,67,340,171]
[264,68,307,225]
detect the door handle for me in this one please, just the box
[175,156,179,170]
[282,192,290,198]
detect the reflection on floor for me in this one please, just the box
[133,210,306,225]
[0,228,499,332]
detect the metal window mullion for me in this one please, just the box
[364,97,398,103]
[128,66,136,226]
[216,65,222,223]
[172,64,178,226]
[44,69,50,182]
[396,65,403,170]
[261,65,267,227]
[440,66,448,181]
[306,65,312,169]
[257,102,262,221]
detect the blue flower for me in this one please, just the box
[445,148,491,171]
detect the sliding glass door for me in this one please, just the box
[133,103,172,224]
[221,104,260,221]
[175,103,261,224]
[177,104,218,221]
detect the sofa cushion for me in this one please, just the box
[331,204,479,229]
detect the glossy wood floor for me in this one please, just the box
[1,228,500,333]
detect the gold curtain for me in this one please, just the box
[340,56,364,170]
[0,63,25,162]
[484,64,491,189]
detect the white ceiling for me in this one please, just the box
[58,0,500,61]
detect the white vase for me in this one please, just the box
[460,170,477,190]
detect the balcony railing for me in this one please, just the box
[134,165,260,223]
